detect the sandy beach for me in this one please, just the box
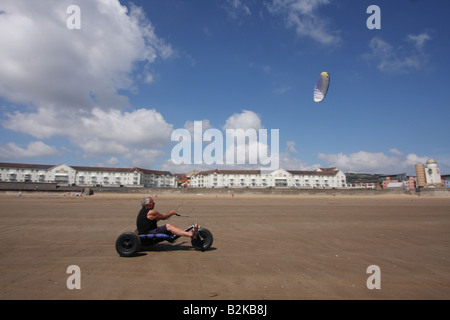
[0,192,449,300]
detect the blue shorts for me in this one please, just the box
[147,225,171,235]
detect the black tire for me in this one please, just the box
[116,232,141,257]
[191,228,213,252]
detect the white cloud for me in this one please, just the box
[0,141,60,160]
[389,148,404,157]
[285,141,297,154]
[0,0,175,167]
[124,148,166,168]
[364,32,431,73]
[80,108,173,149]
[318,151,397,173]
[318,150,430,174]
[407,32,432,50]
[266,0,340,45]
[2,104,174,170]
[3,107,68,140]
[80,139,129,158]
[279,148,320,171]
[222,110,264,130]
[106,157,120,166]
[223,0,252,20]
[0,0,174,110]
[184,119,213,135]
[403,153,430,167]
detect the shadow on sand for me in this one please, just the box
[130,241,216,257]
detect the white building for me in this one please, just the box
[0,163,53,183]
[191,167,346,189]
[0,162,176,188]
[0,162,346,189]
[424,159,442,187]
[415,159,443,188]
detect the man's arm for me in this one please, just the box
[147,209,176,221]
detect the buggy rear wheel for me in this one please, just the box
[191,228,213,252]
[116,232,141,257]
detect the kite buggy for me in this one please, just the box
[116,196,213,257]
[115,215,214,257]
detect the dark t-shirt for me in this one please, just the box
[136,207,157,235]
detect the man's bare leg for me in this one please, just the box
[166,223,199,238]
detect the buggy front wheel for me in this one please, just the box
[191,228,213,252]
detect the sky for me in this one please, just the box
[0,0,449,175]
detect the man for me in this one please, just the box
[136,197,198,239]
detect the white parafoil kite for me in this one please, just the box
[313,72,330,103]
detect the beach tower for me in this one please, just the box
[415,164,426,188]
[424,159,442,188]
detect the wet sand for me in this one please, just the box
[0,192,449,300]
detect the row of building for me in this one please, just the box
[0,159,447,189]
[0,163,175,188]
[188,167,346,189]
[344,159,448,190]
[346,173,417,190]
[0,162,346,189]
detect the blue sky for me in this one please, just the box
[0,0,449,175]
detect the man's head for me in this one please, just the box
[141,197,155,209]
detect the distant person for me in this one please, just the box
[136,197,198,239]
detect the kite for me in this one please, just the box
[313,72,330,103]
